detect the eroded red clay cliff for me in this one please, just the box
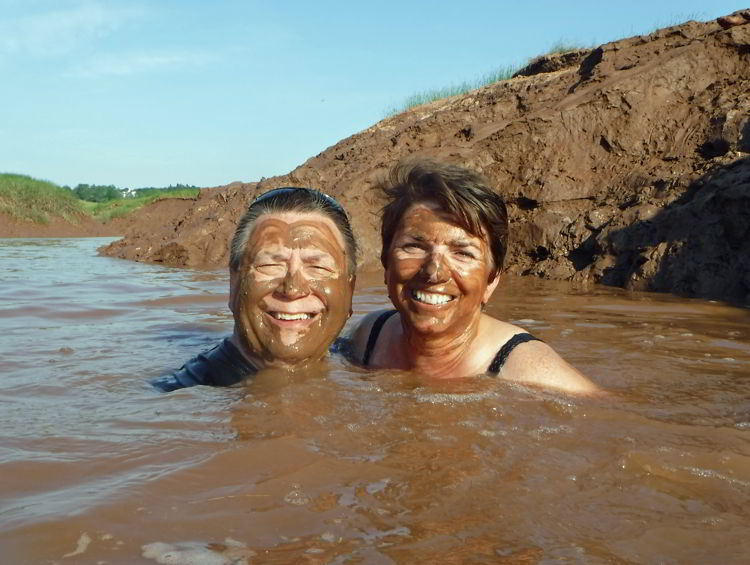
[101,12,750,304]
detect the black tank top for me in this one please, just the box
[361,310,541,375]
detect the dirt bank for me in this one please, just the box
[0,196,200,239]
[101,12,750,304]
[0,212,123,238]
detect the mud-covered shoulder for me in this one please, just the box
[345,309,395,365]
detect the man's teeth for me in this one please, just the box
[272,312,313,320]
[412,290,454,305]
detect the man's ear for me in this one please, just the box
[228,269,240,312]
[482,272,501,305]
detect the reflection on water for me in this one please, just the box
[0,238,749,564]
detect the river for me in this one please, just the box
[1,237,749,564]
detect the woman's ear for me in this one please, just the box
[380,249,388,282]
[482,272,501,305]
[348,275,357,317]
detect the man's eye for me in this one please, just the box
[308,264,334,274]
[255,264,285,275]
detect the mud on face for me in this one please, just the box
[229,212,354,368]
[385,202,498,338]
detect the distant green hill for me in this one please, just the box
[0,173,200,224]
[79,186,200,222]
[0,174,84,223]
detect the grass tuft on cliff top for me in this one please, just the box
[384,40,589,117]
[0,173,200,224]
[384,65,518,117]
[0,173,84,224]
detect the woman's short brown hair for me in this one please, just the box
[379,160,508,277]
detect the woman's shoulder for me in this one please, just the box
[479,315,600,395]
[499,339,600,395]
[478,315,533,345]
[347,309,398,364]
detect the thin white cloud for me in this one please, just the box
[0,1,140,56]
[68,50,214,78]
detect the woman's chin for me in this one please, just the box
[403,314,455,336]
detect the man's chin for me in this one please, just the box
[261,342,328,369]
[262,354,323,371]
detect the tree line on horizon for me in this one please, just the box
[67,183,200,203]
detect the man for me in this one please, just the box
[152,187,357,391]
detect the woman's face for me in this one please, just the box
[229,211,354,367]
[385,202,499,338]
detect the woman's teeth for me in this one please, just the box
[412,289,454,305]
[272,312,313,320]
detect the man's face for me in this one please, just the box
[229,211,354,368]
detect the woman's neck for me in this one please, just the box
[397,315,485,378]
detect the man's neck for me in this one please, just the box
[229,331,266,370]
[229,331,323,372]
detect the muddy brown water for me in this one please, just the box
[1,238,749,564]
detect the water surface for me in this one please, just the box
[1,238,749,564]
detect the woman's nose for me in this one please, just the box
[421,253,449,283]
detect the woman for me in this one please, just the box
[349,161,598,394]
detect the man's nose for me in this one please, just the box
[279,264,310,298]
[421,252,449,283]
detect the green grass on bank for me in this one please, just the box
[0,173,199,224]
[81,188,199,223]
[0,173,84,224]
[384,65,518,117]
[383,40,590,117]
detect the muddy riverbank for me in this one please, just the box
[99,12,750,305]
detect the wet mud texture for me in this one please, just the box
[101,12,750,304]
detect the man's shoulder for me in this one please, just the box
[151,338,256,392]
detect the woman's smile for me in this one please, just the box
[410,289,455,305]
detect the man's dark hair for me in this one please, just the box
[379,160,508,277]
[230,187,357,274]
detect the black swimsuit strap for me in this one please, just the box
[488,333,541,375]
[362,310,398,367]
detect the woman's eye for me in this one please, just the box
[455,250,477,259]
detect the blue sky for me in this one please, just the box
[1,0,745,189]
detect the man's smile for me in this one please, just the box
[268,311,317,321]
[264,309,322,328]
